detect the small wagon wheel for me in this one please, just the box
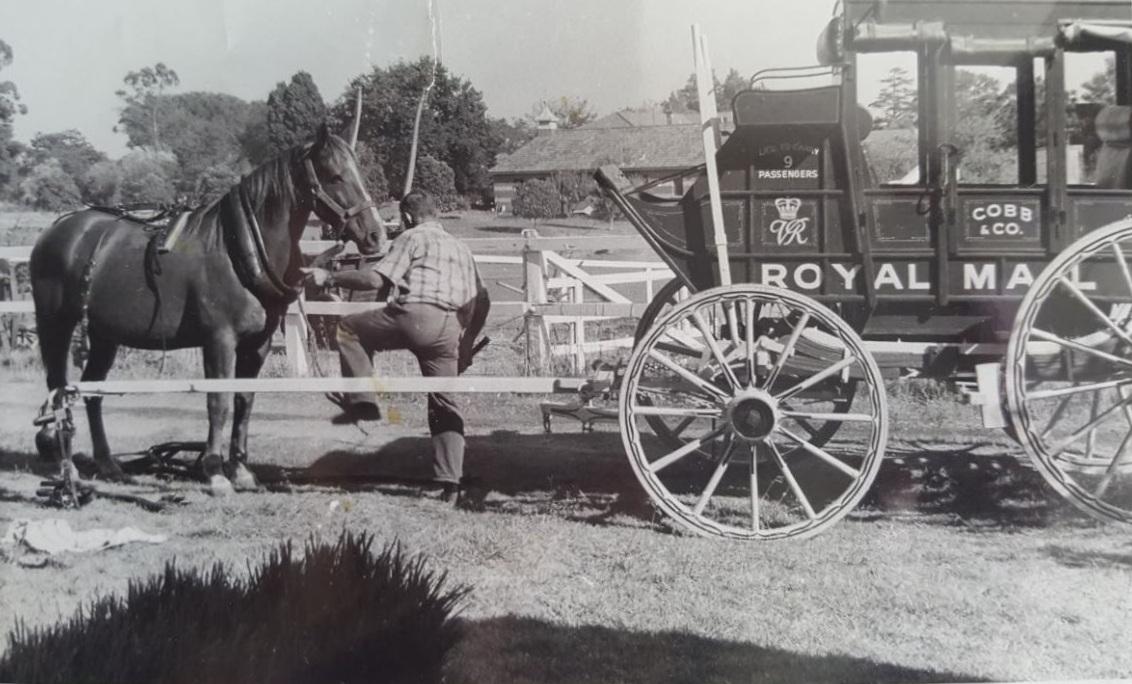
[1006,218,1132,524]
[620,284,888,540]
[633,278,859,453]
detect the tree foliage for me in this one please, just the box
[869,67,917,129]
[266,71,327,157]
[330,58,500,202]
[29,130,106,180]
[0,39,27,196]
[513,178,560,219]
[412,155,458,209]
[490,117,536,156]
[666,68,749,113]
[114,63,180,151]
[18,159,82,211]
[530,96,597,129]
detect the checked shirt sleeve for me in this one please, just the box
[373,232,418,291]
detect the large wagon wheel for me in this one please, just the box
[1006,218,1132,524]
[633,278,859,452]
[620,284,888,540]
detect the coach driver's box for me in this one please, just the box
[594,0,1132,541]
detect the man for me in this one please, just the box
[302,190,490,500]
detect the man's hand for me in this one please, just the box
[300,267,331,287]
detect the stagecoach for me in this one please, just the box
[32,0,1132,542]
[593,0,1132,539]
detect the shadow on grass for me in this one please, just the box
[1043,544,1132,569]
[859,441,1093,530]
[447,615,984,684]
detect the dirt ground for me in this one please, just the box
[2,381,1132,683]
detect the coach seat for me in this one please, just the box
[1095,105,1132,189]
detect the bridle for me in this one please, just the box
[301,152,376,240]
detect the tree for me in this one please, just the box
[513,178,560,219]
[115,63,180,151]
[28,130,106,180]
[489,117,535,156]
[530,96,597,129]
[80,160,121,206]
[116,150,177,204]
[239,101,272,166]
[118,90,262,201]
[869,67,917,129]
[0,39,27,196]
[665,68,750,113]
[266,71,327,157]
[18,159,82,211]
[331,58,500,201]
[413,155,458,209]
[1080,57,1116,104]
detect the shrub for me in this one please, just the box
[355,140,389,203]
[0,531,469,684]
[116,151,178,205]
[513,177,561,219]
[79,160,121,206]
[413,155,458,211]
[193,163,243,204]
[17,160,82,211]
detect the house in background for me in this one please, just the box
[490,105,713,215]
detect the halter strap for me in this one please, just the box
[302,156,376,236]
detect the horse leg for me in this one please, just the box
[226,335,273,491]
[32,314,77,463]
[81,335,128,481]
[202,334,237,497]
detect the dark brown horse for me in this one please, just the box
[31,124,385,495]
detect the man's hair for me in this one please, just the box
[399,190,438,226]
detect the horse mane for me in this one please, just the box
[237,147,303,227]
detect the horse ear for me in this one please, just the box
[316,122,331,145]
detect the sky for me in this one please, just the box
[0,0,1110,158]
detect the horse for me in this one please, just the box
[30,124,386,495]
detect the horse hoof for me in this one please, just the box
[208,474,236,497]
[229,463,259,492]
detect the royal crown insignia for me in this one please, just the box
[774,197,802,220]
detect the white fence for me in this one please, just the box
[0,231,673,375]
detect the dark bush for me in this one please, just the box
[513,177,561,219]
[0,531,469,684]
[413,155,458,211]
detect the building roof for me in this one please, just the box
[491,125,704,175]
[584,109,702,129]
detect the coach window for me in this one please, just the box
[857,53,921,185]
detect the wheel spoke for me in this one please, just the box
[1112,240,1132,301]
[1029,328,1132,369]
[767,440,816,520]
[1040,393,1074,439]
[1027,378,1132,400]
[691,310,741,391]
[1095,428,1132,498]
[692,439,736,516]
[648,425,729,473]
[782,410,874,423]
[1048,397,1132,456]
[778,427,860,477]
[763,311,809,391]
[749,445,760,532]
[647,349,730,401]
[775,355,857,402]
[1056,276,1132,347]
[745,299,757,389]
[726,302,741,349]
[632,406,721,418]
[670,415,697,439]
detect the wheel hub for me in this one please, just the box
[727,390,778,442]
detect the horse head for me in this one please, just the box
[302,124,387,255]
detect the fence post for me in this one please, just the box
[571,279,585,373]
[522,229,549,375]
[284,296,311,377]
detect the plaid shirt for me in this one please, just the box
[373,220,479,310]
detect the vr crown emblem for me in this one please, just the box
[774,197,802,221]
[769,197,809,246]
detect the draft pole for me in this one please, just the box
[692,24,731,287]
